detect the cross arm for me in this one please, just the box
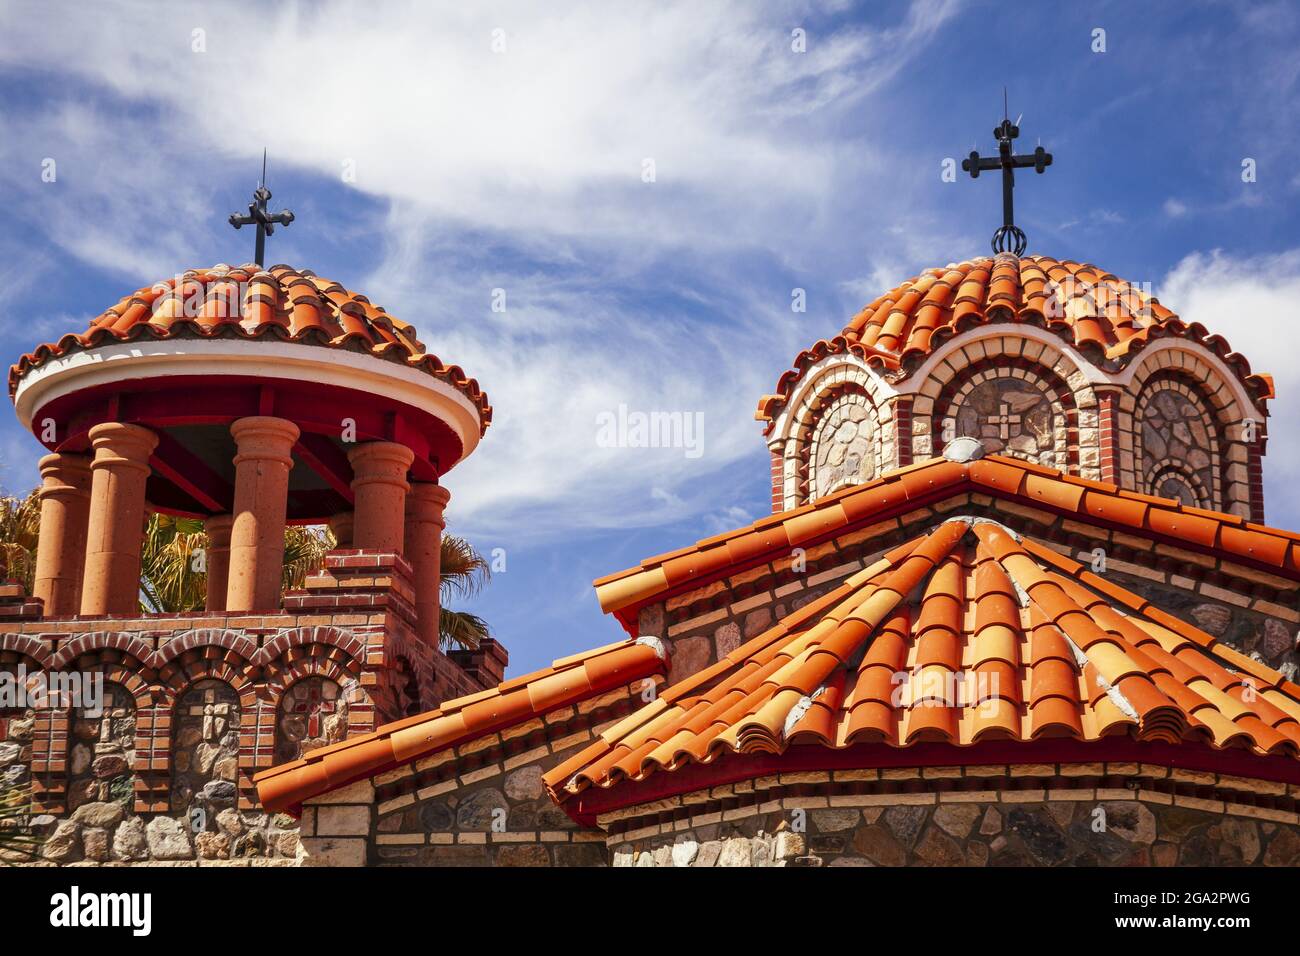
[961,153,1003,177]
[1008,148,1053,172]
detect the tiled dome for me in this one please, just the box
[9,263,491,434]
[757,253,1272,426]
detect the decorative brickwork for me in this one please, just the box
[0,548,505,865]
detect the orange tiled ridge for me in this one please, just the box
[756,254,1273,424]
[254,636,667,813]
[593,453,1300,620]
[8,263,492,434]
[548,517,1300,801]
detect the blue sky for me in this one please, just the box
[0,0,1298,676]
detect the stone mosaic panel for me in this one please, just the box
[951,374,1064,467]
[810,394,878,498]
[67,682,135,813]
[171,680,239,822]
[275,676,350,764]
[1140,381,1217,508]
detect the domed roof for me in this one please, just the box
[757,253,1272,426]
[9,263,491,432]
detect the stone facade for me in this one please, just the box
[0,551,506,866]
[611,796,1300,867]
[295,679,655,867]
[765,329,1266,520]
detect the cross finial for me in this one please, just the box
[960,97,1052,256]
[228,149,294,267]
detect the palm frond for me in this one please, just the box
[439,534,491,600]
[281,525,331,591]
[439,607,489,651]
[0,490,41,592]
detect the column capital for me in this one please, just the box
[406,482,450,526]
[87,422,158,475]
[38,453,92,498]
[347,441,414,489]
[231,416,300,465]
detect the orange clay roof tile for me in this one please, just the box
[755,254,1272,430]
[549,516,1300,802]
[593,453,1300,628]
[254,637,668,814]
[9,263,492,435]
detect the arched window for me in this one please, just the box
[1137,374,1221,510]
[171,679,239,817]
[275,676,350,764]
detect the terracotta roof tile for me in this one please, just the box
[254,637,668,813]
[9,263,492,435]
[756,253,1272,428]
[549,517,1300,802]
[593,453,1300,627]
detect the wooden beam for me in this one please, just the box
[293,432,355,504]
[148,430,233,515]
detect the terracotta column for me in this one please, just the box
[226,417,300,612]
[81,423,158,616]
[203,514,234,613]
[32,453,93,616]
[328,511,354,548]
[405,483,450,645]
[347,442,413,551]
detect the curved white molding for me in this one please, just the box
[767,351,896,448]
[890,323,1265,421]
[12,338,483,464]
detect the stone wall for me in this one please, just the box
[297,680,653,867]
[611,797,1300,867]
[0,550,507,866]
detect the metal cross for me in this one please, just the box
[228,150,294,267]
[961,94,1052,256]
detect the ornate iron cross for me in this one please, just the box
[228,151,294,267]
[961,99,1052,256]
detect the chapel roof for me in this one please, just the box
[254,636,668,814]
[546,516,1300,804]
[593,451,1300,630]
[9,263,492,435]
[755,254,1273,428]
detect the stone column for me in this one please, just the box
[226,417,300,613]
[328,511,355,548]
[347,442,413,551]
[404,483,450,645]
[81,423,158,616]
[203,514,234,613]
[32,453,93,616]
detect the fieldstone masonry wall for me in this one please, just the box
[612,798,1300,867]
[0,551,506,866]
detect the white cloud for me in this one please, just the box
[0,0,962,540]
[1159,248,1300,526]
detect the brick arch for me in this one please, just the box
[907,331,1099,477]
[777,360,893,508]
[929,355,1080,473]
[1126,346,1257,519]
[52,632,155,671]
[271,669,370,764]
[252,625,366,668]
[1134,369,1229,512]
[264,654,362,700]
[0,634,52,670]
[152,628,261,671]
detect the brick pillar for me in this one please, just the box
[894,396,914,467]
[405,483,450,646]
[203,514,234,613]
[347,442,413,551]
[81,422,158,616]
[32,452,92,616]
[1247,432,1266,523]
[768,446,784,514]
[1096,388,1122,485]
[227,416,300,612]
[328,511,355,547]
